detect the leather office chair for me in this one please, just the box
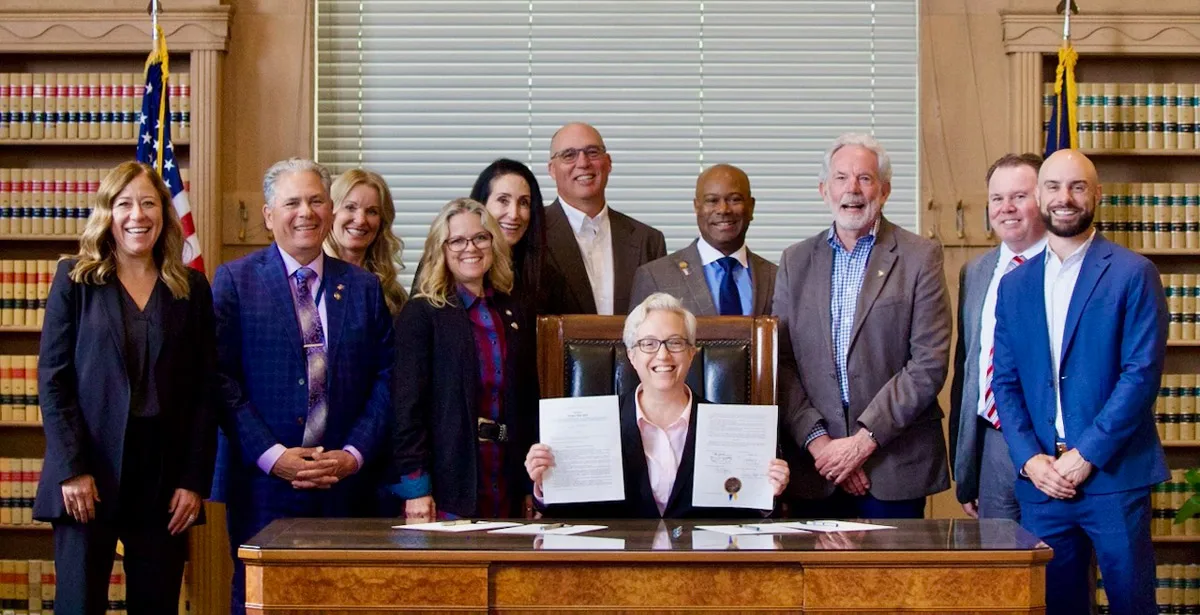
[537,315,777,404]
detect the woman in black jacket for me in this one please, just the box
[390,198,539,521]
[34,161,217,614]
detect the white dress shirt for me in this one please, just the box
[560,197,615,315]
[977,238,1047,419]
[1043,230,1096,440]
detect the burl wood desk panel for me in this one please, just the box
[239,518,1050,614]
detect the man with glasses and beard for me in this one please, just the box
[774,133,952,519]
[991,149,1168,614]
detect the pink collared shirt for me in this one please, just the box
[635,386,693,516]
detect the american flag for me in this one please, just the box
[136,26,204,272]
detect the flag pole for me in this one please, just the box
[148,0,161,43]
[1056,0,1079,41]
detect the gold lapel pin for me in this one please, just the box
[336,284,344,290]
[333,292,342,300]
[505,309,512,316]
[511,321,519,330]
[876,270,885,277]
[678,261,690,276]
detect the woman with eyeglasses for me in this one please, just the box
[524,292,790,519]
[389,198,539,522]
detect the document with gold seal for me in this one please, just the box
[692,404,778,510]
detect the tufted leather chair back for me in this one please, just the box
[537,315,776,404]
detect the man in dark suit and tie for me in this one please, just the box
[949,153,1046,521]
[629,164,776,316]
[211,158,394,614]
[541,122,667,315]
[774,133,951,519]
[993,149,1168,614]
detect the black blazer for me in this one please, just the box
[541,200,667,315]
[391,291,539,517]
[543,390,765,520]
[34,259,218,523]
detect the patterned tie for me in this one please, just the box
[716,256,744,316]
[293,267,328,447]
[981,254,1027,429]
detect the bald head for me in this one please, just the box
[694,163,755,255]
[547,122,611,214]
[1037,149,1100,239]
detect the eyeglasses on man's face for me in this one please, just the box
[551,145,607,164]
[633,336,692,354]
[444,232,493,252]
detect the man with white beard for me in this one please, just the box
[773,133,952,519]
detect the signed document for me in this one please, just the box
[692,404,778,510]
[539,395,625,505]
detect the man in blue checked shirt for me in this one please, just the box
[774,133,952,519]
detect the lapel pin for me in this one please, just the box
[678,261,690,276]
[510,321,519,330]
[336,284,344,291]
[333,292,342,300]
[877,270,885,277]
[505,309,512,316]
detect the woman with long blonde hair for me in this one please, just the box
[390,198,537,521]
[323,168,408,314]
[34,161,216,612]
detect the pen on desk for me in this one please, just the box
[541,523,565,531]
[441,519,475,526]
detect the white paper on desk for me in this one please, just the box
[782,520,896,533]
[693,523,809,536]
[489,523,607,536]
[692,530,782,550]
[538,395,624,504]
[392,521,520,532]
[537,534,626,550]
[692,404,778,510]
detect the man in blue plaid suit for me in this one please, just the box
[211,158,394,614]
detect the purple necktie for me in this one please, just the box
[293,267,327,447]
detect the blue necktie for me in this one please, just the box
[716,256,743,316]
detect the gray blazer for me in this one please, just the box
[627,240,777,316]
[949,248,1001,505]
[541,199,667,315]
[775,218,952,501]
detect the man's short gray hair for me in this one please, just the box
[623,292,698,349]
[263,158,332,207]
[818,133,893,185]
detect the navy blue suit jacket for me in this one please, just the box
[211,245,394,534]
[992,234,1169,501]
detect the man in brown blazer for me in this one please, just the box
[629,164,776,316]
[775,133,951,519]
[541,122,667,315]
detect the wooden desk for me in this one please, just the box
[239,518,1050,614]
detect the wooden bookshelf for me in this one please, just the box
[1154,535,1200,544]
[0,139,189,146]
[0,525,50,532]
[0,234,80,242]
[1081,149,1200,157]
[1138,248,1200,256]
[1164,441,1200,448]
[0,326,40,333]
[1168,340,1200,347]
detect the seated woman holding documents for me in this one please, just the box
[390,198,539,522]
[524,292,790,518]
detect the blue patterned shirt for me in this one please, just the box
[806,220,879,446]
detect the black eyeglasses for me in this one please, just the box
[444,232,493,252]
[633,336,692,354]
[551,145,606,164]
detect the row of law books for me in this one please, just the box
[1156,374,1200,441]
[1164,276,1200,342]
[1095,183,1200,251]
[1043,82,1200,150]
[0,458,44,528]
[0,261,53,329]
[1153,468,1200,537]
[0,167,191,236]
[0,560,56,614]
[1097,565,1200,614]
[0,356,39,425]
[0,73,191,142]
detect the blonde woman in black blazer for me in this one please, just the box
[33,162,217,614]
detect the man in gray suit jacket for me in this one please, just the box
[949,153,1046,521]
[629,164,776,315]
[541,122,667,315]
[775,133,951,519]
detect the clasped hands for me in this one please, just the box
[1023,448,1092,499]
[807,429,877,496]
[271,446,358,489]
